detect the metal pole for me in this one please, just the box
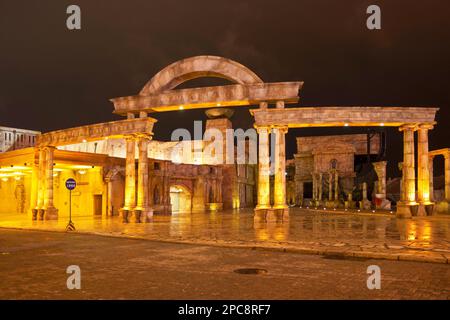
[69,189,72,223]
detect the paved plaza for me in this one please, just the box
[0,228,449,299]
[1,209,450,264]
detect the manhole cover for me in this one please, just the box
[322,254,369,262]
[234,268,268,275]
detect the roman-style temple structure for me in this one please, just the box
[429,148,450,213]
[0,55,440,222]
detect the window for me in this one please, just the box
[154,162,160,170]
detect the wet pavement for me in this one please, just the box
[1,208,450,264]
[1,229,449,299]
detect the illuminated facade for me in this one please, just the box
[0,55,441,222]
[0,126,40,153]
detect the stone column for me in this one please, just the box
[135,134,152,222]
[328,172,333,201]
[121,136,136,222]
[318,173,323,201]
[397,125,417,218]
[312,173,317,201]
[445,152,450,201]
[43,146,58,220]
[295,180,304,206]
[417,124,433,204]
[106,177,113,216]
[334,170,339,201]
[30,154,39,218]
[399,125,416,203]
[273,126,288,212]
[428,156,434,202]
[255,126,271,211]
[362,182,368,200]
[373,161,387,198]
[35,148,46,219]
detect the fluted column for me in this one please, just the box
[318,173,323,201]
[36,148,46,214]
[136,134,152,219]
[123,136,136,211]
[445,152,450,201]
[399,125,416,203]
[255,126,271,210]
[417,124,433,204]
[334,170,339,201]
[43,146,58,220]
[312,173,317,201]
[273,126,288,210]
[328,172,333,201]
[428,156,434,202]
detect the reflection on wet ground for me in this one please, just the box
[1,208,449,254]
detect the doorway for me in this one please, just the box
[170,185,191,212]
[93,195,102,215]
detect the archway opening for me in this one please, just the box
[170,185,191,213]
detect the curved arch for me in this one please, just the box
[140,55,263,95]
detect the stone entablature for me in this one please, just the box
[36,118,157,147]
[111,82,302,115]
[251,106,438,127]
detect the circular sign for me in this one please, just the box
[65,178,77,191]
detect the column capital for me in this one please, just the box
[373,160,387,167]
[254,125,270,134]
[418,123,435,131]
[259,101,268,109]
[41,145,56,151]
[275,101,285,109]
[135,132,153,141]
[271,125,288,134]
[124,134,135,142]
[399,123,417,132]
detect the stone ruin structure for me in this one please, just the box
[292,133,387,209]
[0,55,442,223]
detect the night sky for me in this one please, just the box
[1,0,449,177]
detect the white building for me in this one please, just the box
[0,126,41,153]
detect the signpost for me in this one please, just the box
[65,178,77,231]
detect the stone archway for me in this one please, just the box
[170,184,192,213]
[139,55,264,95]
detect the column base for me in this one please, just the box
[133,207,153,223]
[396,202,418,218]
[38,209,45,220]
[359,199,372,210]
[254,206,289,222]
[120,208,130,223]
[375,199,392,210]
[417,202,435,216]
[344,201,356,209]
[44,207,58,220]
[325,200,340,209]
[31,208,38,220]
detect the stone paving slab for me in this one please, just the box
[1,208,449,265]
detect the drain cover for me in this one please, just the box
[234,268,268,275]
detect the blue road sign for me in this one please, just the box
[65,178,77,191]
